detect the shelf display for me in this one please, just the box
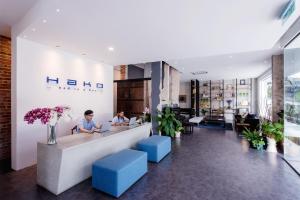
[199,81,211,115]
[223,80,236,122]
[196,78,252,122]
[224,79,236,110]
[211,80,224,116]
[236,79,252,114]
[191,79,200,116]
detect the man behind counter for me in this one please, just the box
[78,110,102,133]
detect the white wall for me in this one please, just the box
[12,38,113,170]
[179,81,191,108]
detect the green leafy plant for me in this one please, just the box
[175,120,184,132]
[201,109,208,116]
[157,107,182,138]
[261,121,284,142]
[243,128,265,150]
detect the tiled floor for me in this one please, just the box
[1,128,300,200]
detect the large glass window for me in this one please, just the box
[284,34,300,173]
[258,73,272,119]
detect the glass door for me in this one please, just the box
[284,34,300,173]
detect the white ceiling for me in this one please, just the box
[168,49,282,81]
[0,0,38,37]
[6,0,300,79]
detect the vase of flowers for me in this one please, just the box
[226,99,232,109]
[24,106,71,145]
[143,106,151,122]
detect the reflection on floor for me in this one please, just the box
[1,128,300,200]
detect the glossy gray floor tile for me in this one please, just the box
[1,128,300,200]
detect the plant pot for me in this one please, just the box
[175,131,181,138]
[266,137,277,153]
[248,142,256,149]
[277,140,284,154]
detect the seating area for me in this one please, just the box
[234,114,260,133]
[92,149,147,197]
[92,135,171,197]
[137,135,171,163]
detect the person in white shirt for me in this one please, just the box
[112,111,129,126]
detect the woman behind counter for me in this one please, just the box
[112,111,129,126]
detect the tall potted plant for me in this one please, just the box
[157,107,182,138]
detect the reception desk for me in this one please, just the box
[37,123,152,195]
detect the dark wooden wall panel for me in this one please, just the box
[117,80,145,118]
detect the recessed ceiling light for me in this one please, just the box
[56,8,60,12]
[32,28,36,32]
[108,47,114,52]
[229,55,233,58]
[42,19,47,23]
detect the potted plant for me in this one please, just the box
[175,120,184,138]
[243,128,265,150]
[142,106,151,123]
[201,109,207,116]
[157,107,181,138]
[261,121,284,153]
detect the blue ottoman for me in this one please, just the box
[137,135,171,163]
[92,149,147,197]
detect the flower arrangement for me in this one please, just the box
[24,106,71,126]
[24,106,71,145]
[143,106,151,122]
[143,106,150,114]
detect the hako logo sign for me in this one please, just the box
[46,76,104,92]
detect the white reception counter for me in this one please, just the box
[37,123,152,195]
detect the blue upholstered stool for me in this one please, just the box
[137,135,171,163]
[92,149,147,197]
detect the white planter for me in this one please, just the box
[175,131,181,138]
[266,137,277,153]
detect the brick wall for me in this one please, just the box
[0,36,11,161]
[272,54,284,122]
[120,65,127,80]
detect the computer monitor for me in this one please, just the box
[129,117,137,126]
[99,122,111,132]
